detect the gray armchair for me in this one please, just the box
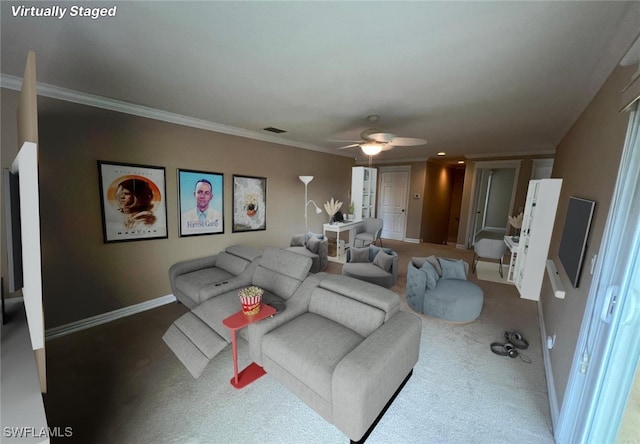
[286,232,328,273]
[472,238,507,278]
[406,256,484,322]
[354,218,384,247]
[341,245,398,288]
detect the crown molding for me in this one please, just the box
[465,148,556,159]
[0,73,353,157]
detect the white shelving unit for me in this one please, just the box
[351,167,377,221]
[513,178,563,301]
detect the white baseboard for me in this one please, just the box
[45,294,177,341]
[456,243,468,249]
[403,238,421,244]
[537,299,560,431]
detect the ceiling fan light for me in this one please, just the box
[361,143,383,156]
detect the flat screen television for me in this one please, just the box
[558,196,595,288]
[3,168,23,293]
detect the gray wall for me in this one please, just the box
[1,91,354,328]
[541,64,636,408]
[485,168,515,229]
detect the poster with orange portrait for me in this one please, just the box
[97,161,168,243]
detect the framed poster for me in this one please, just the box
[232,175,267,232]
[178,169,224,237]
[98,161,168,243]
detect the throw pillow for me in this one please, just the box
[306,231,324,242]
[373,250,394,272]
[420,261,439,290]
[439,258,467,280]
[425,255,443,276]
[349,247,370,263]
[291,234,305,247]
[306,236,321,254]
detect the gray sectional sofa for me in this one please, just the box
[164,246,422,443]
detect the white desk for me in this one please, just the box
[504,236,520,282]
[323,220,363,261]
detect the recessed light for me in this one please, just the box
[458,160,465,164]
[437,152,446,156]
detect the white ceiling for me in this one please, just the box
[2,1,639,163]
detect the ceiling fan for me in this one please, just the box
[337,115,427,155]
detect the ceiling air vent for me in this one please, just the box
[263,126,286,134]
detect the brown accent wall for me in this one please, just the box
[2,93,354,328]
[421,161,453,244]
[541,64,636,408]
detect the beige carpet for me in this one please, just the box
[42,240,554,444]
[475,260,513,285]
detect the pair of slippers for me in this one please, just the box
[490,331,531,363]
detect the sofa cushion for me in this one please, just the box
[373,250,394,272]
[306,236,321,254]
[341,263,394,290]
[252,248,311,299]
[439,258,467,280]
[192,290,243,342]
[349,247,370,263]
[225,245,263,262]
[215,252,250,276]
[309,287,387,337]
[420,261,439,290]
[423,278,483,322]
[262,312,364,402]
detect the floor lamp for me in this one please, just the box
[299,176,322,243]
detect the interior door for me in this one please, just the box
[379,170,408,240]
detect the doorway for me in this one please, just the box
[468,161,520,246]
[378,166,410,241]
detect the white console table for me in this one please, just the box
[323,220,363,261]
[504,235,520,283]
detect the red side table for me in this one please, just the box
[222,304,276,389]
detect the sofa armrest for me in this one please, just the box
[332,311,422,441]
[317,238,329,271]
[197,273,252,302]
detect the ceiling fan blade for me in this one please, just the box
[367,132,395,143]
[337,143,360,150]
[380,144,395,152]
[390,137,427,146]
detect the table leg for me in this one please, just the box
[230,329,239,386]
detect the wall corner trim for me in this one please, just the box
[45,294,177,341]
[538,299,560,433]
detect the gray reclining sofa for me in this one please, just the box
[164,247,311,378]
[248,273,422,442]
[165,247,422,443]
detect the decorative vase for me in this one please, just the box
[238,286,263,315]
